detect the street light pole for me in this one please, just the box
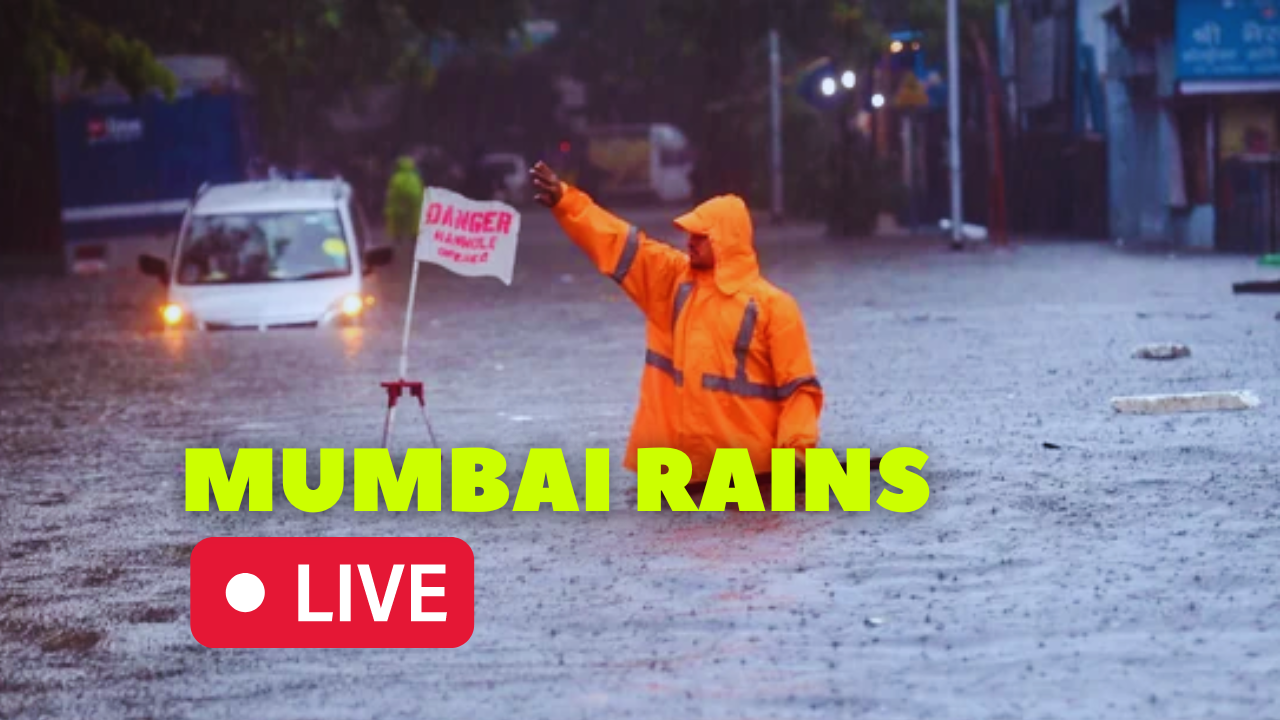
[769,28,784,222]
[947,0,963,249]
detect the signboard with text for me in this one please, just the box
[1177,0,1280,80]
[416,187,521,286]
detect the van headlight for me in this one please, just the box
[162,303,185,326]
[158,299,202,327]
[160,302,198,329]
[340,294,364,318]
[324,294,371,327]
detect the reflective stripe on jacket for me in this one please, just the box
[552,184,823,482]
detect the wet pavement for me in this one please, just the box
[3,208,1280,719]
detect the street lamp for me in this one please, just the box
[794,57,864,237]
[871,93,886,109]
[797,57,858,108]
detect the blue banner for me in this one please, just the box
[1176,0,1280,79]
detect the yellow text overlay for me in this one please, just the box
[185,447,929,513]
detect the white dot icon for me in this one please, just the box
[225,573,265,612]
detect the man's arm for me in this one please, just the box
[766,295,824,453]
[534,163,688,325]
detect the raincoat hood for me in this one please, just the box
[673,194,758,296]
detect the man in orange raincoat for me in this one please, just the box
[530,161,824,493]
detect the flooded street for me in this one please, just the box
[3,214,1280,719]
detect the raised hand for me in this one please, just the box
[529,161,564,208]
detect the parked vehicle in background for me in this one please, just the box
[137,179,393,331]
[481,152,531,205]
[578,123,694,204]
[53,55,260,244]
[411,144,466,192]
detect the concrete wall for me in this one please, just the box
[1103,21,1216,248]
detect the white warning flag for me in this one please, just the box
[415,187,521,285]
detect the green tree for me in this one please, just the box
[538,0,996,234]
[67,0,529,164]
[1,0,530,272]
[0,0,176,272]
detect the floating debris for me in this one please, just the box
[1132,343,1191,360]
[1111,390,1261,415]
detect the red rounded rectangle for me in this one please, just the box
[190,537,474,649]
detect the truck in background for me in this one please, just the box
[571,123,694,204]
[52,56,260,270]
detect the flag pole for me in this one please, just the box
[382,188,431,448]
[381,257,421,447]
[399,187,428,379]
[398,258,421,379]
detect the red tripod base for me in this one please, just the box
[380,379,438,448]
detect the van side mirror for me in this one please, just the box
[138,254,169,285]
[363,246,393,273]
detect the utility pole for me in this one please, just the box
[903,111,916,232]
[947,0,964,250]
[769,28,784,222]
[969,21,1008,248]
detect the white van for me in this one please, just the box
[138,179,394,330]
[581,123,694,203]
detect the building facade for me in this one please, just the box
[1001,0,1111,238]
[1105,0,1280,252]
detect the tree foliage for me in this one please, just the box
[60,0,530,163]
[537,0,997,228]
[62,0,529,88]
[2,0,176,100]
[0,0,531,270]
[0,0,177,269]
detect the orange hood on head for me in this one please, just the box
[673,194,758,295]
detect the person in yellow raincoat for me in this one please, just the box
[529,160,824,491]
[384,156,424,246]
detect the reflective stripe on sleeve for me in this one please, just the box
[610,225,639,283]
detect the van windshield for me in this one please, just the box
[175,210,351,285]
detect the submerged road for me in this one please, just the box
[2,209,1279,718]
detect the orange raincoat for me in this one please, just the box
[552,184,824,482]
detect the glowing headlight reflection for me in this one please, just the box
[161,303,184,326]
[341,294,364,317]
